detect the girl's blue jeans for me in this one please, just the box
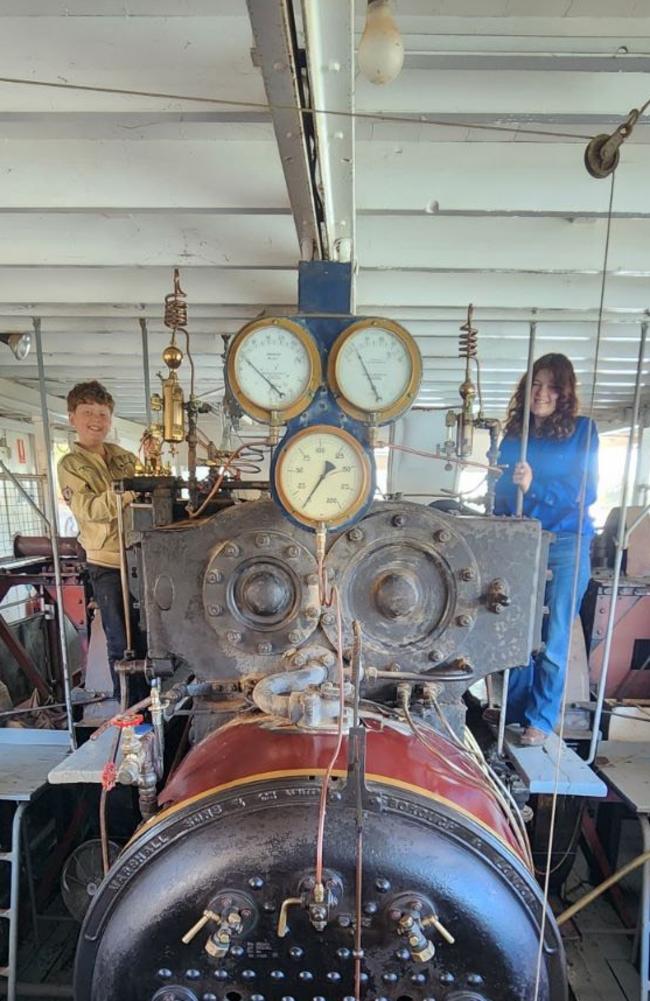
[506,531,592,734]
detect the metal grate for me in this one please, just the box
[0,473,46,560]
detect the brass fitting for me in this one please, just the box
[422,912,456,945]
[181,908,221,945]
[277,897,303,938]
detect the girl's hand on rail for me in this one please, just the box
[513,461,533,494]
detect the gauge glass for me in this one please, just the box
[276,427,371,527]
[230,321,319,418]
[336,324,414,412]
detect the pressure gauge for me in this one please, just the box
[274,425,373,529]
[328,318,422,423]
[227,317,322,423]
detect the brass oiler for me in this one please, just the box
[160,341,185,443]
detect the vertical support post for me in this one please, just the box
[637,814,650,1001]
[33,317,76,749]
[498,318,537,756]
[588,320,647,764]
[31,418,55,526]
[6,802,27,1001]
[115,496,133,655]
[139,316,152,427]
[516,319,537,517]
[634,406,650,507]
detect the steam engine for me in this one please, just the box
[73,266,566,1000]
[73,497,566,1001]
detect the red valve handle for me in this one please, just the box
[112,713,144,729]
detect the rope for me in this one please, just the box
[531,171,617,1001]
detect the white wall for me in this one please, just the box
[388,411,457,503]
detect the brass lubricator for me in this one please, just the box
[144,270,210,502]
[160,344,185,443]
[158,270,188,444]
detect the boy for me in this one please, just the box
[58,381,139,699]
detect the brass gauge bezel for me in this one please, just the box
[327,317,422,424]
[274,425,373,530]
[227,317,322,423]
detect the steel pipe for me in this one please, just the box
[139,316,152,427]
[33,317,76,749]
[498,318,537,756]
[587,320,648,764]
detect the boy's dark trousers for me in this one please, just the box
[86,564,143,699]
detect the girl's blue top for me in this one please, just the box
[493,415,599,536]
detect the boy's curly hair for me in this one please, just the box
[67,380,115,414]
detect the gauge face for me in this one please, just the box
[227,318,321,422]
[274,426,372,528]
[328,318,422,423]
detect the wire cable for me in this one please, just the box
[0,74,600,142]
[531,170,617,1001]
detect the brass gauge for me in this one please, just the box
[328,317,422,423]
[227,317,322,423]
[274,425,373,529]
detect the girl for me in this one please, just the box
[492,354,599,746]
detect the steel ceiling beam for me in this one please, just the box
[301,0,355,265]
[246,0,324,260]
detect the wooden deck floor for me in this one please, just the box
[562,832,643,1001]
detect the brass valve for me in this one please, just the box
[397,913,435,963]
[181,909,221,945]
[205,910,243,960]
[389,893,455,964]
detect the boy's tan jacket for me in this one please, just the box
[57,442,137,568]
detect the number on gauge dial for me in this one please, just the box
[275,428,371,527]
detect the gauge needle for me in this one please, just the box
[355,348,381,404]
[243,356,285,398]
[303,460,336,505]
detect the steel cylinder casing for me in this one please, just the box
[75,721,566,1001]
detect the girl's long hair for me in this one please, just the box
[504,353,578,440]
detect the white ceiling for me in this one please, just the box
[0,0,648,423]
